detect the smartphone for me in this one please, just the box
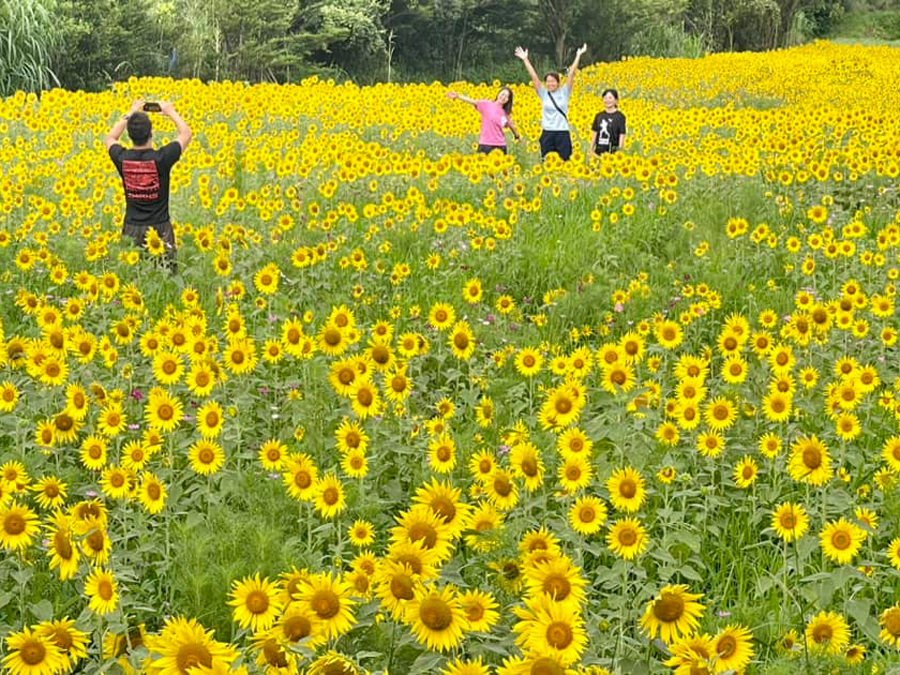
[143,102,162,112]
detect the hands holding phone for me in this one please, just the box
[127,99,176,116]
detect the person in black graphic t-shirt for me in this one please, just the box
[105,99,192,273]
[590,88,626,157]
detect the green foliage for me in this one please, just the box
[0,0,868,92]
[0,0,58,95]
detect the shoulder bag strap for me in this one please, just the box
[546,90,568,121]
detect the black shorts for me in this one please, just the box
[477,144,507,155]
[539,130,572,161]
[594,145,619,155]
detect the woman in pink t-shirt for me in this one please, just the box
[446,87,521,154]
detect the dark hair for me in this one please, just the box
[498,87,514,115]
[127,112,152,146]
[602,88,620,100]
[544,72,560,85]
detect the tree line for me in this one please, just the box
[0,0,883,95]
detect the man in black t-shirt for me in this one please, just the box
[590,88,626,156]
[105,99,192,273]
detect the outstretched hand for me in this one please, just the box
[128,99,145,115]
[576,44,588,58]
[514,46,528,61]
[445,91,458,100]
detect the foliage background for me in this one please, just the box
[1,0,900,95]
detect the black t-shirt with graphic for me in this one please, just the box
[591,110,626,154]
[108,142,182,225]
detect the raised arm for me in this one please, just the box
[446,91,478,107]
[515,47,542,95]
[104,99,145,150]
[159,101,192,150]
[567,44,588,92]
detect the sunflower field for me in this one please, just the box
[1,40,900,675]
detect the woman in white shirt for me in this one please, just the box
[514,43,587,161]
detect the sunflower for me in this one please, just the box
[879,604,900,648]
[189,440,225,475]
[294,572,357,640]
[186,363,217,397]
[601,363,636,394]
[342,448,368,478]
[283,454,318,501]
[771,502,809,542]
[0,501,39,551]
[515,348,543,377]
[100,465,132,500]
[406,585,468,652]
[276,602,325,650]
[513,594,587,665]
[428,303,457,331]
[606,467,646,513]
[2,626,68,675]
[509,442,544,491]
[313,473,346,519]
[45,511,79,580]
[607,517,648,560]
[81,524,112,565]
[568,496,607,535]
[639,584,705,644]
[228,574,284,633]
[223,337,258,375]
[468,450,497,483]
[413,478,472,538]
[449,321,476,360]
[557,455,591,494]
[306,651,360,675]
[820,518,865,564]
[196,400,224,438]
[787,435,832,485]
[761,391,792,422]
[758,432,782,459]
[655,320,683,350]
[882,435,900,472]
[428,433,457,473]
[348,380,382,419]
[732,456,758,488]
[335,419,369,454]
[392,504,454,560]
[31,476,67,510]
[317,322,349,357]
[712,624,753,672]
[84,568,119,615]
[441,656,491,675]
[463,503,505,553]
[704,397,736,431]
[259,439,288,471]
[496,654,572,675]
[805,611,849,654]
[887,537,900,570]
[144,616,238,674]
[375,559,422,619]
[458,590,499,633]
[145,387,184,432]
[153,350,184,385]
[524,555,586,608]
[138,472,167,514]
[557,428,592,458]
[35,617,89,669]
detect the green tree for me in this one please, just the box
[0,0,59,95]
[52,0,162,91]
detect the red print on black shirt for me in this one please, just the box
[122,160,161,201]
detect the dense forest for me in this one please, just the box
[1,0,899,94]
